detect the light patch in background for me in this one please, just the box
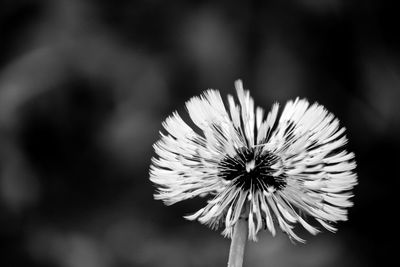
[0,147,40,212]
[256,39,305,102]
[0,46,70,128]
[28,229,111,267]
[246,231,358,267]
[179,7,243,87]
[28,215,229,267]
[295,0,344,14]
[98,111,159,172]
[362,54,400,134]
[102,217,229,267]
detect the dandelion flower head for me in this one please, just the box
[150,80,357,242]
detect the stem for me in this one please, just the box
[227,218,248,267]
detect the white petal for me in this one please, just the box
[184,208,205,221]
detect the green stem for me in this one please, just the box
[227,218,248,267]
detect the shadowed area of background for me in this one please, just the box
[0,0,399,266]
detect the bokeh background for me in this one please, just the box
[1,0,399,266]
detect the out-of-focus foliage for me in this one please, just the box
[0,0,398,266]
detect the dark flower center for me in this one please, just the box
[218,147,287,192]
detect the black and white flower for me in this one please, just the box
[150,80,357,242]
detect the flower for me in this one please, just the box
[150,80,357,242]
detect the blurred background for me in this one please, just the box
[0,0,399,266]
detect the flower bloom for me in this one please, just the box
[150,80,357,242]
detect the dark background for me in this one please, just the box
[0,0,399,266]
